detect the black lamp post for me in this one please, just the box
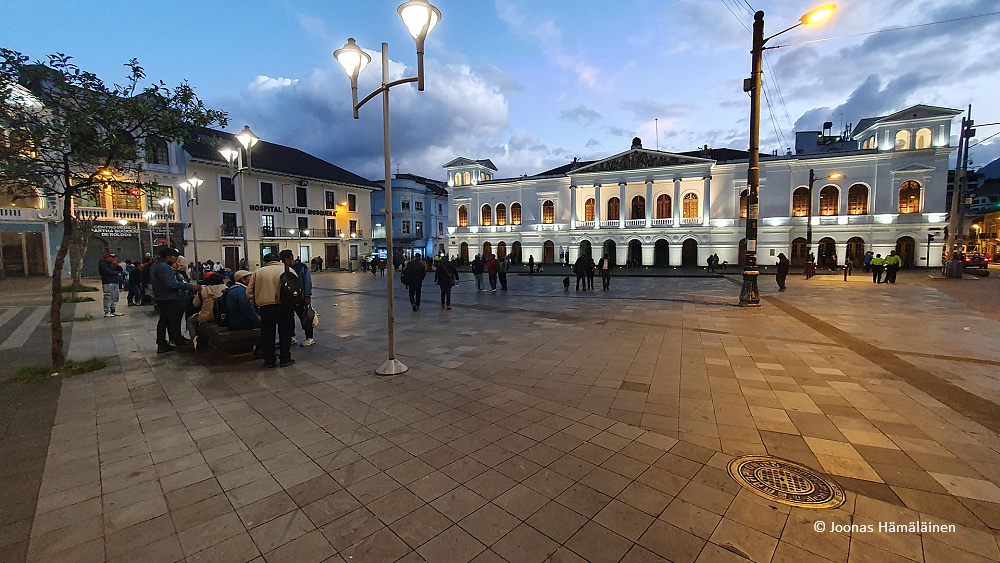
[740,6,835,306]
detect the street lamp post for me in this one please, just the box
[158,196,175,248]
[806,169,843,271]
[220,126,259,269]
[180,174,203,279]
[143,211,156,253]
[334,0,441,376]
[740,5,835,306]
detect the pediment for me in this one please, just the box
[572,149,713,174]
[891,164,936,174]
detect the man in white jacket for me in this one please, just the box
[248,253,295,368]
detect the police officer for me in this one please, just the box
[884,250,902,284]
[870,253,886,284]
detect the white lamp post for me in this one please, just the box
[158,196,175,248]
[220,126,259,268]
[334,0,441,376]
[181,174,204,278]
[143,211,155,253]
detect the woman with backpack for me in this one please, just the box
[435,257,459,310]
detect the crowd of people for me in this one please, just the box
[99,247,317,368]
[570,253,614,291]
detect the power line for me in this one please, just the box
[719,0,751,32]
[970,130,1000,149]
[790,10,1000,47]
[762,51,795,133]
[741,0,755,15]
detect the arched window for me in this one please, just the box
[511,202,522,225]
[847,184,868,215]
[453,173,462,186]
[584,198,595,221]
[631,196,645,219]
[895,130,910,151]
[792,187,809,217]
[915,128,932,149]
[463,172,471,185]
[739,189,748,219]
[495,203,507,226]
[656,194,671,218]
[819,186,839,216]
[682,193,698,218]
[457,205,468,227]
[607,197,620,220]
[864,136,876,150]
[899,180,921,214]
[481,204,492,226]
[542,200,554,224]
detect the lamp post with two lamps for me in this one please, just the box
[219,126,260,268]
[143,211,156,252]
[740,5,835,306]
[179,175,204,279]
[334,0,441,376]
[157,196,175,248]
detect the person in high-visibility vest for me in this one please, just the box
[885,250,903,284]
[870,253,886,283]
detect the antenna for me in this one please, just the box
[655,119,659,150]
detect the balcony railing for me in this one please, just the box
[576,220,596,228]
[260,228,364,239]
[600,220,619,228]
[680,217,701,225]
[625,219,646,227]
[651,218,673,226]
[220,225,244,238]
[75,208,175,221]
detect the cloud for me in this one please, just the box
[792,73,928,132]
[477,65,524,93]
[621,99,697,123]
[559,106,602,126]
[606,126,633,138]
[586,138,601,148]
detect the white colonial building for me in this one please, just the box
[446,105,960,269]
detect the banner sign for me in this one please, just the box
[93,224,139,237]
[248,204,335,216]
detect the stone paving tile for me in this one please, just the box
[10,273,1000,562]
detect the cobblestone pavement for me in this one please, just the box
[6,269,1000,562]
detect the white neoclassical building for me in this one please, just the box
[445,105,960,269]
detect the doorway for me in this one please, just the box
[542,241,555,263]
[325,244,340,269]
[847,237,865,265]
[497,241,507,258]
[654,240,669,267]
[460,242,469,262]
[791,237,807,266]
[482,241,492,258]
[511,241,521,263]
[224,246,240,271]
[602,240,617,266]
[896,236,915,268]
[681,239,698,267]
[818,237,837,268]
[298,245,310,263]
[627,240,642,266]
[579,240,592,259]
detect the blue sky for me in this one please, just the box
[4,0,1000,180]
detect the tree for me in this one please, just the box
[0,49,226,367]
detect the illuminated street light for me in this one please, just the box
[219,129,258,268]
[740,5,836,306]
[158,196,174,248]
[181,175,204,277]
[334,0,441,376]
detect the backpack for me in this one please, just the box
[214,287,232,327]
[279,265,304,306]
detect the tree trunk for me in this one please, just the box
[51,194,73,368]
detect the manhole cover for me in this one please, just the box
[727,455,845,509]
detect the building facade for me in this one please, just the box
[371,173,449,260]
[182,129,378,271]
[446,105,959,270]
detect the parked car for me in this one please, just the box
[964,253,989,269]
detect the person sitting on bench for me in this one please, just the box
[226,270,260,330]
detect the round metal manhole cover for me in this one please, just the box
[728,455,845,509]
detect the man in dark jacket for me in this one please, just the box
[776,253,790,292]
[281,250,315,346]
[151,248,200,353]
[471,255,485,292]
[402,254,427,311]
[226,270,259,330]
[98,253,124,318]
[574,255,587,291]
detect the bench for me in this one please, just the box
[197,323,260,357]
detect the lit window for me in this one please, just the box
[848,184,868,215]
[792,187,809,217]
[915,128,932,149]
[899,180,920,214]
[739,190,748,219]
[895,130,911,151]
[458,205,468,227]
[585,198,595,221]
[607,197,619,219]
[511,203,521,225]
[542,200,554,224]
[682,193,698,218]
[656,194,671,218]
[819,186,838,216]
[481,204,492,226]
[496,203,507,225]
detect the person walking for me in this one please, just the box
[599,254,612,291]
[885,250,902,284]
[472,254,485,292]
[281,250,315,347]
[98,253,124,318]
[528,255,534,275]
[127,260,144,306]
[435,256,459,309]
[574,254,587,291]
[497,253,509,290]
[863,251,873,273]
[151,248,200,353]
[487,254,498,292]
[248,253,296,368]
[870,253,886,283]
[587,255,597,290]
[402,253,427,311]
[706,254,714,273]
[776,253,790,292]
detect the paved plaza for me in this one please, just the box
[2,268,1000,562]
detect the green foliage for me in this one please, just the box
[5,358,107,383]
[59,284,98,292]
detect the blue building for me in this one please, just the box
[371,174,448,260]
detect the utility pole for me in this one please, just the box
[947,106,973,259]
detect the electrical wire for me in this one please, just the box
[763,51,795,134]
[970,130,1000,149]
[720,0,751,32]
[790,10,1000,47]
